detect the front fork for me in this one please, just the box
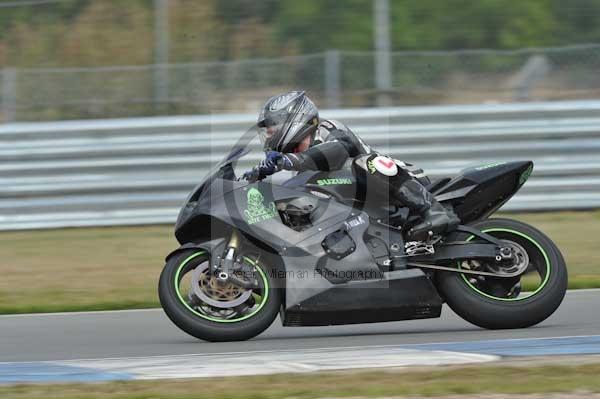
[211,230,253,289]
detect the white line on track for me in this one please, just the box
[0,344,482,364]
[55,348,500,379]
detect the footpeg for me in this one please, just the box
[405,241,435,257]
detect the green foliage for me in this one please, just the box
[391,0,557,50]
[0,0,89,39]
[0,0,599,68]
[0,0,597,120]
[216,0,279,25]
[274,0,373,52]
[551,0,600,43]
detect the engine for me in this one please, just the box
[277,197,320,232]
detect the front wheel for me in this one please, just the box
[437,218,568,329]
[158,249,281,341]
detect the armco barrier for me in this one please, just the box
[1,100,599,230]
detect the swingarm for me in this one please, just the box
[400,225,519,278]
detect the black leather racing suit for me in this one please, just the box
[280,119,436,217]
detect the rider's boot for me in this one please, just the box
[394,179,460,241]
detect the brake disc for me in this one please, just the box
[190,262,252,308]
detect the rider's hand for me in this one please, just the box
[241,151,292,182]
[241,166,261,182]
[260,151,284,175]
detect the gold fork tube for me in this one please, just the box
[228,229,240,250]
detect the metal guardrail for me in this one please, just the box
[1,100,600,230]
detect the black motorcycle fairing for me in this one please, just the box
[175,177,246,244]
[286,165,403,220]
[306,170,362,204]
[170,141,537,327]
[433,160,533,223]
[181,181,356,245]
[281,169,320,188]
[283,268,442,326]
[174,169,413,312]
[164,238,227,264]
[282,167,360,205]
[309,211,383,284]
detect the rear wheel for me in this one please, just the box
[437,218,568,329]
[159,249,280,341]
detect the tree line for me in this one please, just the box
[0,0,599,68]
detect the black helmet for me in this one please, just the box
[257,91,319,152]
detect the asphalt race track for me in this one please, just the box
[1,289,599,361]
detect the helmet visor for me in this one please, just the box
[257,91,317,152]
[274,97,317,151]
[258,124,282,147]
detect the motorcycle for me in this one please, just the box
[159,138,568,342]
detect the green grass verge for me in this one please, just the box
[0,210,598,314]
[3,364,600,398]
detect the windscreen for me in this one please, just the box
[202,123,263,183]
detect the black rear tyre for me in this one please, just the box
[437,218,568,329]
[159,249,281,342]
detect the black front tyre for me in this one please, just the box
[437,218,568,329]
[158,249,281,342]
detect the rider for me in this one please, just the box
[244,90,459,240]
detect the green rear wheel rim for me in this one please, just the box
[460,228,551,302]
[174,251,270,323]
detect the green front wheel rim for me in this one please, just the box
[174,252,270,323]
[460,228,551,302]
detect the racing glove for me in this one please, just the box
[242,151,292,181]
[241,167,261,182]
